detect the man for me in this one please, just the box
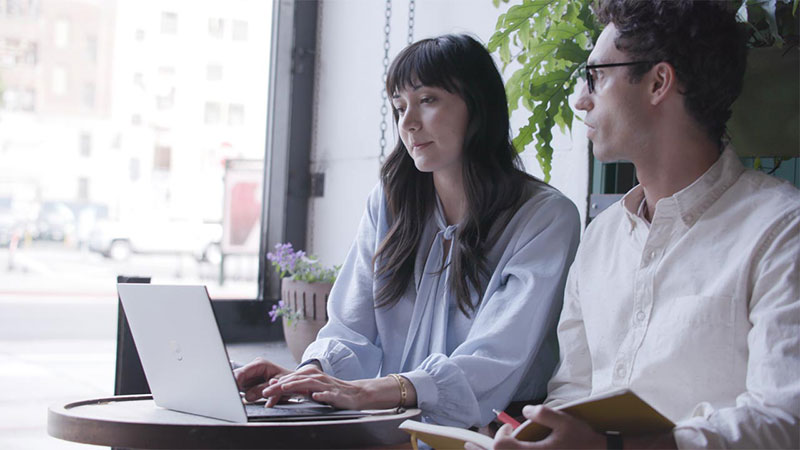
[483,0,799,448]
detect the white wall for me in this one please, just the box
[307,0,590,265]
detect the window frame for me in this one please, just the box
[214,0,318,343]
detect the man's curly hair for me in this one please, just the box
[595,0,748,145]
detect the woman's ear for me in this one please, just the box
[649,61,677,106]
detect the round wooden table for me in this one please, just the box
[48,395,420,449]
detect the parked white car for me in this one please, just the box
[89,219,223,263]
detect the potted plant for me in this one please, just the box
[266,243,340,363]
[489,0,798,181]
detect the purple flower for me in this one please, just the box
[268,303,279,322]
[266,242,339,283]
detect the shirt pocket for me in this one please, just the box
[645,295,736,404]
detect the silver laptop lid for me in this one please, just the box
[117,284,247,423]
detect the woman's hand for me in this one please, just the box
[233,357,293,403]
[261,365,418,410]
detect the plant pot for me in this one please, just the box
[280,278,333,363]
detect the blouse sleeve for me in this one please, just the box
[300,186,384,380]
[402,192,581,427]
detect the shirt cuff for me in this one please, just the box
[673,416,722,449]
[296,358,325,372]
[401,369,438,412]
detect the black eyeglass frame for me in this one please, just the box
[584,61,656,93]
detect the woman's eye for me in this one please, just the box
[420,96,435,104]
[393,105,405,113]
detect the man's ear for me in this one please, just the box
[649,61,677,106]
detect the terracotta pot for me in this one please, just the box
[280,278,332,363]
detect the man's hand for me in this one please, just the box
[490,405,604,449]
[233,357,292,405]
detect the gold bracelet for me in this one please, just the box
[389,373,407,408]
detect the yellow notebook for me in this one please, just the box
[399,388,675,450]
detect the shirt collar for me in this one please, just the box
[620,146,745,230]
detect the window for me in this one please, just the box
[79,132,91,157]
[156,87,175,110]
[77,177,89,200]
[2,0,284,336]
[54,18,70,47]
[3,39,38,65]
[204,101,221,124]
[0,6,321,445]
[1,88,36,111]
[5,0,39,16]
[161,12,177,34]
[153,145,171,171]
[228,103,244,126]
[52,65,67,95]
[206,63,223,81]
[208,18,224,39]
[83,82,95,107]
[86,35,97,63]
[232,20,248,41]
[129,157,140,181]
[22,41,37,64]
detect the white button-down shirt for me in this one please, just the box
[547,148,799,448]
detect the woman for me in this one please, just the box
[235,34,580,428]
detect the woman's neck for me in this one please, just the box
[433,169,466,226]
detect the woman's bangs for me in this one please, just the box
[387,40,459,96]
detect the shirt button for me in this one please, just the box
[615,365,626,378]
[636,311,646,322]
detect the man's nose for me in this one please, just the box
[574,83,593,112]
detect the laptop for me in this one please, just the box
[117,283,367,423]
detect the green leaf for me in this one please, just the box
[554,41,589,64]
[490,0,599,178]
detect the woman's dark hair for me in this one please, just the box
[374,34,537,316]
[595,0,748,146]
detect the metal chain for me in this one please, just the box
[379,0,415,162]
[378,0,392,163]
[407,0,415,45]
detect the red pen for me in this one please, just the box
[492,408,521,429]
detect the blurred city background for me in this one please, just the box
[0,0,274,447]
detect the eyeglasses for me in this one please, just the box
[584,61,655,93]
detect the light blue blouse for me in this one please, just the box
[302,181,580,427]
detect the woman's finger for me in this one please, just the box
[243,381,271,402]
[277,377,330,395]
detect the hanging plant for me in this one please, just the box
[489,0,799,182]
[489,0,600,182]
